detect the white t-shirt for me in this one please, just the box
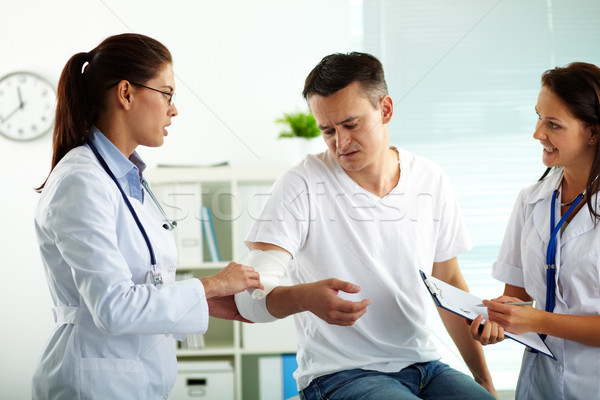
[492,169,600,399]
[245,148,471,390]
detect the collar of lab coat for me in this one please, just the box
[87,126,146,202]
[528,168,596,248]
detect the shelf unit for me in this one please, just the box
[147,165,297,400]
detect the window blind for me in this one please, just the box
[360,0,600,389]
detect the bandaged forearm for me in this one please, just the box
[234,249,291,323]
[247,250,291,299]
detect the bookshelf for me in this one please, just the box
[146,165,298,400]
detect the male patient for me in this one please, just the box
[235,52,496,399]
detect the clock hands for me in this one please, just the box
[1,104,22,123]
[17,86,24,108]
[0,86,25,123]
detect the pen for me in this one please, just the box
[476,301,534,307]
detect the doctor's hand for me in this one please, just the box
[301,278,371,326]
[483,295,539,335]
[200,262,263,299]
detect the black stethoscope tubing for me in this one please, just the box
[88,140,166,284]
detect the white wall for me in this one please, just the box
[0,1,353,398]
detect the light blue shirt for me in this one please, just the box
[33,127,208,400]
[91,127,146,202]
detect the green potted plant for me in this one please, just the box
[276,111,321,139]
[275,110,326,165]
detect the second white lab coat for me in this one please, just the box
[493,169,600,399]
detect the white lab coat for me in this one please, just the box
[492,170,600,399]
[32,131,209,400]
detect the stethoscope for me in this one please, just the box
[88,140,177,285]
[544,173,585,314]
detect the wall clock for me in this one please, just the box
[0,71,56,141]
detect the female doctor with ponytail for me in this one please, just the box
[32,33,262,399]
[470,62,600,399]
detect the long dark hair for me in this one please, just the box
[538,62,600,222]
[36,33,172,191]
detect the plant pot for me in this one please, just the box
[285,136,327,166]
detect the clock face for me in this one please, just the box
[0,72,56,141]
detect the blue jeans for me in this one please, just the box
[299,361,494,400]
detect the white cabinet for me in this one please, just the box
[171,361,235,399]
[147,166,298,400]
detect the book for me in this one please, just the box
[174,183,203,265]
[156,161,229,168]
[180,333,206,350]
[201,206,220,262]
[257,354,299,400]
[235,184,273,259]
[151,183,203,265]
[282,354,299,399]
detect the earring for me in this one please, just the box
[590,138,596,144]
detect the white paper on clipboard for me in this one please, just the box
[419,270,555,360]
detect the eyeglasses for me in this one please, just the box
[130,82,176,106]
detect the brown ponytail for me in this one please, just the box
[50,53,92,180]
[36,33,172,191]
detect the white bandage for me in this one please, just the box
[234,249,291,323]
[247,249,291,299]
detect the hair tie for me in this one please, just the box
[81,52,93,74]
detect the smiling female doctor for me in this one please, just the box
[470,62,600,399]
[32,33,262,400]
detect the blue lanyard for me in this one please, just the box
[545,189,584,313]
[88,141,164,285]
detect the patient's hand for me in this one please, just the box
[301,278,371,326]
[208,295,252,322]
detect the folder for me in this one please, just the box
[200,206,220,262]
[419,270,555,359]
[150,183,202,265]
[174,183,203,265]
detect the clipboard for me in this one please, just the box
[419,270,555,360]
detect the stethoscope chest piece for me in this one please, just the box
[151,271,164,285]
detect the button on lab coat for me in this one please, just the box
[493,170,600,399]
[32,131,209,400]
